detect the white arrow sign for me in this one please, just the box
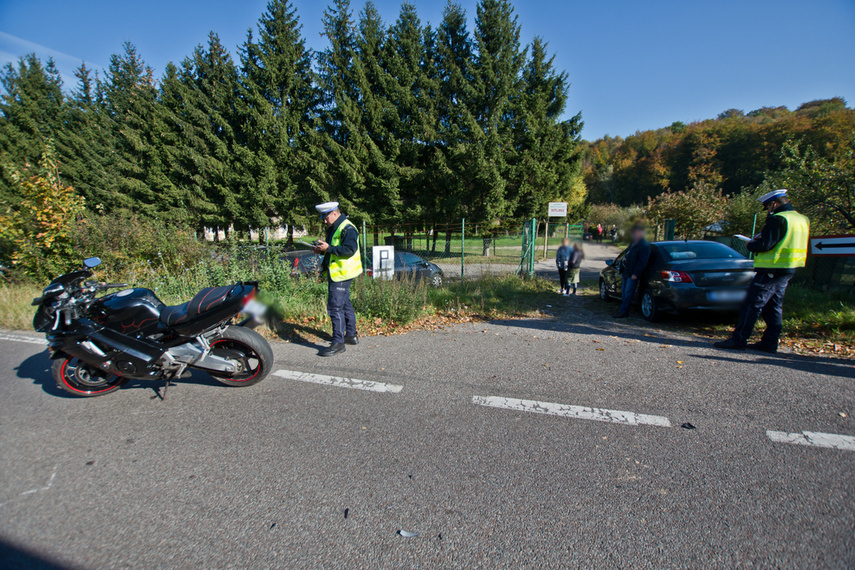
[810,235,855,257]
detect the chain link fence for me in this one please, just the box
[708,235,854,292]
[359,220,529,279]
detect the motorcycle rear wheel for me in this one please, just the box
[207,326,273,387]
[52,356,128,397]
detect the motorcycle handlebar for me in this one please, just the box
[97,282,128,290]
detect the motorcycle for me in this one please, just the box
[32,257,273,397]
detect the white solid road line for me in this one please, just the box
[274,369,403,393]
[0,333,47,346]
[766,430,855,452]
[472,396,672,427]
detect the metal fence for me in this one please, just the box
[708,235,854,292]
[359,220,531,279]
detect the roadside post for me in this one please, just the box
[547,202,568,259]
[362,220,368,270]
[461,218,465,280]
[664,219,676,240]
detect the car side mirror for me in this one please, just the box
[605,259,613,266]
[83,257,102,268]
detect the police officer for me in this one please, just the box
[312,202,362,357]
[714,189,809,353]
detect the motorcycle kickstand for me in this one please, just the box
[151,364,187,401]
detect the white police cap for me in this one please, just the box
[758,189,787,204]
[315,202,339,216]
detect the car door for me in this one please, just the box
[393,253,414,280]
[399,252,428,281]
[607,250,626,293]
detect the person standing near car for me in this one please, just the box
[555,238,572,295]
[312,202,362,357]
[613,223,650,318]
[568,242,584,295]
[714,189,809,353]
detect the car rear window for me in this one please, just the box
[660,242,744,260]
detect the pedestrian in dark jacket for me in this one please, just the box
[568,243,584,295]
[613,223,651,318]
[555,238,572,294]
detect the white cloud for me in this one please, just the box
[0,31,105,87]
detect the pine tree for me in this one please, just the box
[0,54,65,199]
[432,1,479,234]
[237,0,320,234]
[381,2,436,225]
[317,0,368,218]
[468,0,525,226]
[160,34,242,232]
[55,63,121,212]
[509,37,583,219]
[103,42,174,216]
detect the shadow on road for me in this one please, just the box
[14,350,230,399]
[689,352,855,380]
[0,537,73,570]
[491,315,719,352]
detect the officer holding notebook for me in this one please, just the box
[715,189,809,353]
[312,202,362,357]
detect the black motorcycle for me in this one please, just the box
[32,257,273,397]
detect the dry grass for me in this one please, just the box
[0,283,41,331]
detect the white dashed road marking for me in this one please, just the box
[766,430,855,452]
[274,369,403,393]
[0,333,46,346]
[472,396,672,427]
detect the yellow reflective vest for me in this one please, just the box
[754,210,810,269]
[328,219,363,282]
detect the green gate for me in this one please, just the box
[518,218,537,278]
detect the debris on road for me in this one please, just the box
[681,422,696,429]
[398,530,419,538]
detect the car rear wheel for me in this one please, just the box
[431,273,443,287]
[640,290,663,322]
[599,279,610,301]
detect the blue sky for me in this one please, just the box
[1,0,853,140]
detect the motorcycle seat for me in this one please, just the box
[160,285,235,326]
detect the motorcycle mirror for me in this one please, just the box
[83,257,102,268]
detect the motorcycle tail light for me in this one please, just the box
[661,270,693,283]
[241,288,257,306]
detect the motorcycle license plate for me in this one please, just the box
[708,290,746,303]
[242,299,268,319]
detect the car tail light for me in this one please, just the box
[292,258,300,269]
[661,270,693,283]
[366,268,374,277]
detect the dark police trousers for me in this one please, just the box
[328,278,357,344]
[732,272,793,348]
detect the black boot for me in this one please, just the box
[748,342,777,354]
[713,338,746,350]
[344,335,359,346]
[320,343,346,357]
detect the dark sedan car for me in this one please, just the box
[366,251,444,286]
[282,250,323,277]
[599,240,754,321]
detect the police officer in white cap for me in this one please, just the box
[715,189,809,353]
[312,202,362,356]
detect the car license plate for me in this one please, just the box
[708,290,746,303]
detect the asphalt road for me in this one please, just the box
[1,296,853,568]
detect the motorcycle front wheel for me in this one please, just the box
[207,326,273,387]
[52,357,128,397]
